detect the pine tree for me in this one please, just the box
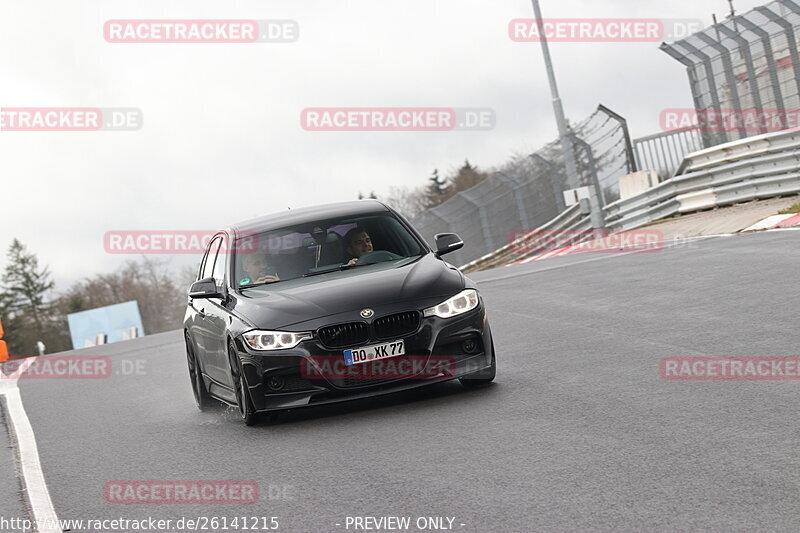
[1,239,56,354]
[448,159,488,193]
[424,169,448,208]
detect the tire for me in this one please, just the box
[229,341,258,426]
[186,333,215,411]
[459,342,496,387]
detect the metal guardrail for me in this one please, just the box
[605,130,800,230]
[459,203,586,272]
[461,129,800,272]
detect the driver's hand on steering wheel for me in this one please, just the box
[347,258,358,265]
[254,274,280,283]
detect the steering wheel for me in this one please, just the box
[354,250,402,264]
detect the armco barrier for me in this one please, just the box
[604,130,800,230]
[462,129,800,272]
[459,203,588,272]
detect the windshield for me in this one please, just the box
[233,213,426,287]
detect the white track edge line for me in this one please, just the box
[0,360,61,533]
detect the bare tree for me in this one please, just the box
[57,257,188,339]
[383,186,428,219]
[447,160,488,194]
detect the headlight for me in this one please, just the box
[423,289,479,319]
[242,330,312,351]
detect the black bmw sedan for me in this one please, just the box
[184,200,496,425]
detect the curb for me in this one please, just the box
[741,213,800,232]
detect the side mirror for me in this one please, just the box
[189,277,222,299]
[434,233,464,257]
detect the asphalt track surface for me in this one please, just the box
[6,229,800,532]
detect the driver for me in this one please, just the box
[344,227,374,265]
[240,253,280,285]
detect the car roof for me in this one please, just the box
[228,199,393,235]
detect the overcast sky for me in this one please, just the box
[0,0,772,288]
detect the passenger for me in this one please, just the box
[240,253,280,284]
[344,227,374,265]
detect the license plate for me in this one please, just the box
[343,340,405,365]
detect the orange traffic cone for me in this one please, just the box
[0,319,8,362]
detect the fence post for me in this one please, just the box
[716,25,767,135]
[457,191,494,256]
[696,32,746,140]
[738,18,788,131]
[660,42,719,149]
[597,104,637,173]
[529,153,566,213]
[755,5,800,107]
[569,133,605,229]
[495,172,531,231]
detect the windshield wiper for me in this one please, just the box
[238,279,282,289]
[302,263,365,278]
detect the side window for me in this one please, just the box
[211,235,228,290]
[200,237,222,280]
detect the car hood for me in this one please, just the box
[231,254,464,329]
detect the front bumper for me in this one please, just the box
[233,303,493,412]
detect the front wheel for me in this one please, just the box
[229,341,258,426]
[459,342,496,387]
